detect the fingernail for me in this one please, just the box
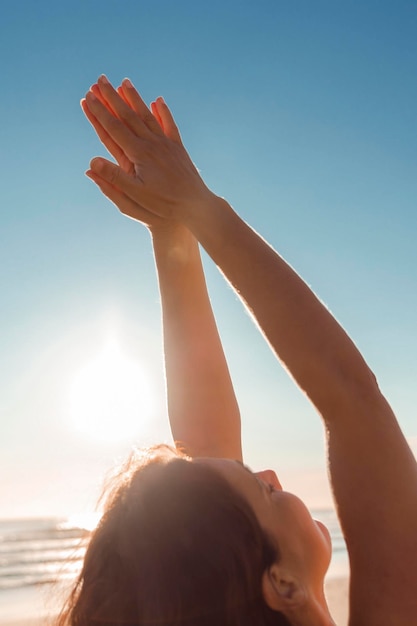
[87,91,97,101]
[99,74,109,84]
[123,78,133,88]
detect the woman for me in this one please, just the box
[62,75,417,626]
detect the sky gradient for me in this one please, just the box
[1,0,416,518]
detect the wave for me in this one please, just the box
[0,518,90,590]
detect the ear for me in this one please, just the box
[262,564,307,611]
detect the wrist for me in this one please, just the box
[181,186,220,226]
[183,191,237,249]
[151,221,198,268]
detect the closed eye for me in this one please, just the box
[255,476,276,495]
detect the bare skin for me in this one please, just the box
[82,83,332,624]
[81,75,417,626]
[82,86,242,461]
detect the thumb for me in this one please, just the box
[89,157,143,201]
[89,157,170,219]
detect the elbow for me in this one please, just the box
[311,360,385,424]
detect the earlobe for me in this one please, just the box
[262,564,307,611]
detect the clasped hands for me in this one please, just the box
[81,75,213,228]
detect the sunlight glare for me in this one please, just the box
[59,512,102,532]
[68,338,154,443]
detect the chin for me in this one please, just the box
[315,519,333,566]
[315,519,330,541]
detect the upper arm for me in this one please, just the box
[325,381,417,624]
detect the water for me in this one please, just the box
[0,508,347,593]
[0,517,91,592]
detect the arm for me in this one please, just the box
[83,77,417,625]
[152,224,242,460]
[82,87,242,460]
[184,196,417,624]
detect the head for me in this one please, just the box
[198,458,333,624]
[58,447,331,626]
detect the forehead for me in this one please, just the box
[194,456,247,476]
[194,457,260,498]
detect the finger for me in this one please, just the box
[86,169,160,225]
[97,74,163,139]
[89,156,171,219]
[90,83,118,117]
[89,156,144,200]
[116,85,131,107]
[81,98,132,171]
[150,100,164,132]
[119,77,164,136]
[84,91,143,163]
[152,97,182,144]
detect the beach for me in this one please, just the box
[0,583,68,626]
[325,575,349,626]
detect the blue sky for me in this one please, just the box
[1,0,416,517]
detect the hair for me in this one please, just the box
[57,445,291,626]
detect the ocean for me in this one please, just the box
[0,517,91,592]
[0,509,348,621]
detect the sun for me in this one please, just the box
[68,338,155,443]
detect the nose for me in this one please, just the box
[254,469,282,490]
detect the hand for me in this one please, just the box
[81,76,213,224]
[81,77,169,228]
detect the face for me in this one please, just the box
[196,458,332,590]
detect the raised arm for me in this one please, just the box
[151,224,242,460]
[82,85,242,460]
[83,76,417,625]
[184,197,417,619]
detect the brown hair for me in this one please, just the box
[57,446,291,626]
